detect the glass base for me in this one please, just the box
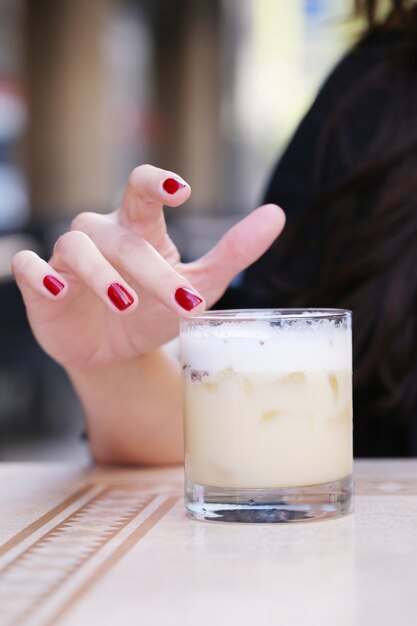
[185,475,353,523]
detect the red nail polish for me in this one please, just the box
[43,275,64,296]
[163,177,186,194]
[107,283,134,311]
[175,287,203,311]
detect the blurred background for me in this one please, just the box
[0,0,361,461]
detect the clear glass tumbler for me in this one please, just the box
[180,309,353,523]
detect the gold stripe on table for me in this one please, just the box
[0,482,180,626]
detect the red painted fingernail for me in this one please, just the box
[163,177,186,194]
[43,275,64,296]
[107,283,134,311]
[175,287,203,311]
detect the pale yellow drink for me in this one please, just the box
[181,313,352,491]
[184,367,352,488]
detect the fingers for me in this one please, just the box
[117,164,191,248]
[14,224,206,318]
[13,234,140,315]
[13,195,283,322]
[193,204,286,302]
[50,231,139,313]
[71,216,206,316]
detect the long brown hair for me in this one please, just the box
[272,1,417,427]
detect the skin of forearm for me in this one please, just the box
[67,349,183,466]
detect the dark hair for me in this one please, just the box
[273,1,417,431]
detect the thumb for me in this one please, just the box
[190,204,286,305]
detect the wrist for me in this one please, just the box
[66,347,183,466]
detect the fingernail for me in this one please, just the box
[108,283,134,311]
[163,177,187,194]
[43,275,64,296]
[174,287,203,311]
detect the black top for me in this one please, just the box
[217,30,417,457]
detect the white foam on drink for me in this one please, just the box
[180,319,351,372]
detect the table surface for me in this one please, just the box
[0,460,416,626]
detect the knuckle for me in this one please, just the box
[70,211,97,232]
[155,270,179,293]
[87,263,110,286]
[116,233,141,257]
[224,236,248,268]
[12,250,37,276]
[129,164,153,187]
[53,230,89,259]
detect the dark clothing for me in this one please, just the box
[218,31,417,457]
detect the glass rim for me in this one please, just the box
[185,308,352,322]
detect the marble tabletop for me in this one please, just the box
[0,460,416,626]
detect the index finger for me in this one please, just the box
[117,164,191,248]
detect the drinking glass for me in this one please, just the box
[180,309,353,523]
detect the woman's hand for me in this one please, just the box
[12,165,285,371]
